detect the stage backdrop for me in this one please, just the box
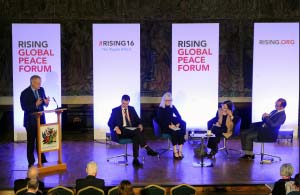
[172,23,219,129]
[93,24,140,140]
[252,23,299,135]
[12,24,61,141]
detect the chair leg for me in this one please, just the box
[158,139,173,159]
[261,143,264,162]
[106,132,111,145]
[218,138,229,155]
[107,144,133,165]
[219,138,242,155]
[218,138,226,150]
[124,143,128,162]
[258,143,281,164]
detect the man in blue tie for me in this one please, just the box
[20,75,50,168]
[108,95,158,167]
[240,98,287,160]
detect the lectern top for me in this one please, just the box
[33,108,67,115]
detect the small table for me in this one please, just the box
[187,129,206,144]
[191,133,215,167]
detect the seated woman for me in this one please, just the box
[206,100,239,158]
[156,92,186,160]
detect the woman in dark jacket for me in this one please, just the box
[156,92,186,160]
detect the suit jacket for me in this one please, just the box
[14,178,45,195]
[156,105,182,131]
[75,175,105,192]
[20,86,47,128]
[272,178,293,195]
[108,105,142,130]
[258,110,286,141]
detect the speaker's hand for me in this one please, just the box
[35,98,43,107]
[44,96,50,105]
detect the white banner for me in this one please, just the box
[93,24,140,140]
[12,24,61,141]
[172,23,219,129]
[252,23,299,134]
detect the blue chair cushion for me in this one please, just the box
[161,133,171,139]
[118,138,133,144]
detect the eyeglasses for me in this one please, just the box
[165,100,172,102]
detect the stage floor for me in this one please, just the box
[0,138,299,189]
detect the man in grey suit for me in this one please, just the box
[240,98,287,160]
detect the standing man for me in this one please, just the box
[20,75,50,168]
[240,98,287,160]
[108,95,158,167]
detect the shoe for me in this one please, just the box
[173,151,180,160]
[178,150,184,160]
[240,154,255,160]
[132,158,143,167]
[207,150,217,159]
[146,147,158,156]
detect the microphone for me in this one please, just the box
[52,97,59,109]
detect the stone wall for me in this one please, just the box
[0,0,299,97]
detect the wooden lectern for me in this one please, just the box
[33,108,67,174]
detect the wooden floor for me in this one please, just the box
[0,138,298,194]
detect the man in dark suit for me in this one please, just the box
[20,75,50,167]
[108,94,158,167]
[240,98,287,160]
[76,161,105,192]
[14,167,44,195]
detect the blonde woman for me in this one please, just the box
[156,92,186,160]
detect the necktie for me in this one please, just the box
[124,109,132,127]
[269,111,278,119]
[34,90,39,99]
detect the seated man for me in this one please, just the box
[76,161,105,192]
[240,98,287,160]
[25,179,39,195]
[14,166,44,195]
[108,94,158,167]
